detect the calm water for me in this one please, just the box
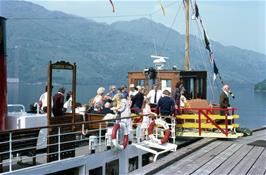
[7,83,266,129]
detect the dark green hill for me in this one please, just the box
[1,0,265,85]
[255,79,266,92]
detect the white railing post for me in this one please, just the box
[171,118,176,144]
[58,127,61,160]
[9,132,12,172]
[99,123,102,146]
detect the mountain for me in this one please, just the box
[1,0,266,85]
[254,79,266,92]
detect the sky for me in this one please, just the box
[26,0,266,55]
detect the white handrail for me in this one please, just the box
[8,104,26,113]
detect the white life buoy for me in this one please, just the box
[148,119,170,144]
[112,122,128,150]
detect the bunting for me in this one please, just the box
[203,29,211,52]
[213,60,219,81]
[158,0,166,16]
[195,1,199,19]
[183,0,187,8]
[109,0,115,13]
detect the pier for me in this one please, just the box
[130,127,266,175]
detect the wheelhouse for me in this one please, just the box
[128,70,207,99]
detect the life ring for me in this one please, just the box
[148,119,170,144]
[112,122,128,150]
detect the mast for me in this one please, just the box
[184,0,190,71]
[0,17,7,131]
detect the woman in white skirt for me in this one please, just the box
[140,98,157,140]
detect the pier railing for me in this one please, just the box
[175,107,242,138]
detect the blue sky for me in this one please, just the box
[27,0,265,55]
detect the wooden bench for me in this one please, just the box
[48,113,83,162]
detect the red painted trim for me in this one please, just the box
[148,120,170,144]
[0,55,7,131]
[148,121,156,135]
[123,135,128,149]
[112,123,128,149]
[112,123,120,140]
[161,129,170,144]
[200,110,227,135]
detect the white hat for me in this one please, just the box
[129,84,135,88]
[97,87,105,95]
[136,85,141,91]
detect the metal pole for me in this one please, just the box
[9,132,12,171]
[72,63,76,130]
[99,123,102,146]
[198,110,201,136]
[58,127,61,160]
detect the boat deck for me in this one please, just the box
[130,128,266,175]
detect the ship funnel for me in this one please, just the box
[0,17,7,131]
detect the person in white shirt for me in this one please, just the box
[38,85,53,113]
[63,91,72,113]
[147,84,162,108]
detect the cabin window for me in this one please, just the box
[128,156,138,172]
[161,80,172,91]
[89,166,103,175]
[142,153,154,166]
[136,79,145,86]
[46,167,79,175]
[196,78,204,98]
[148,79,156,88]
[106,159,119,175]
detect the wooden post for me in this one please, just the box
[72,63,76,129]
[184,0,190,71]
[47,61,52,163]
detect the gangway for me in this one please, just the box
[132,141,177,162]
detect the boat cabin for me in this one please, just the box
[128,69,207,99]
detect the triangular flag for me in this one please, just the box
[195,1,199,19]
[159,0,166,16]
[213,60,219,81]
[203,29,211,52]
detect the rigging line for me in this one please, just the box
[149,1,179,16]
[195,22,215,101]
[159,1,182,55]
[149,14,158,55]
[194,18,216,101]
[190,0,220,100]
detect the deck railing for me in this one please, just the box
[0,114,163,173]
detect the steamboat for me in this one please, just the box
[0,1,253,174]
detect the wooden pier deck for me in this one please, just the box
[130,128,266,175]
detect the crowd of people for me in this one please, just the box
[37,82,233,123]
[37,82,188,124]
